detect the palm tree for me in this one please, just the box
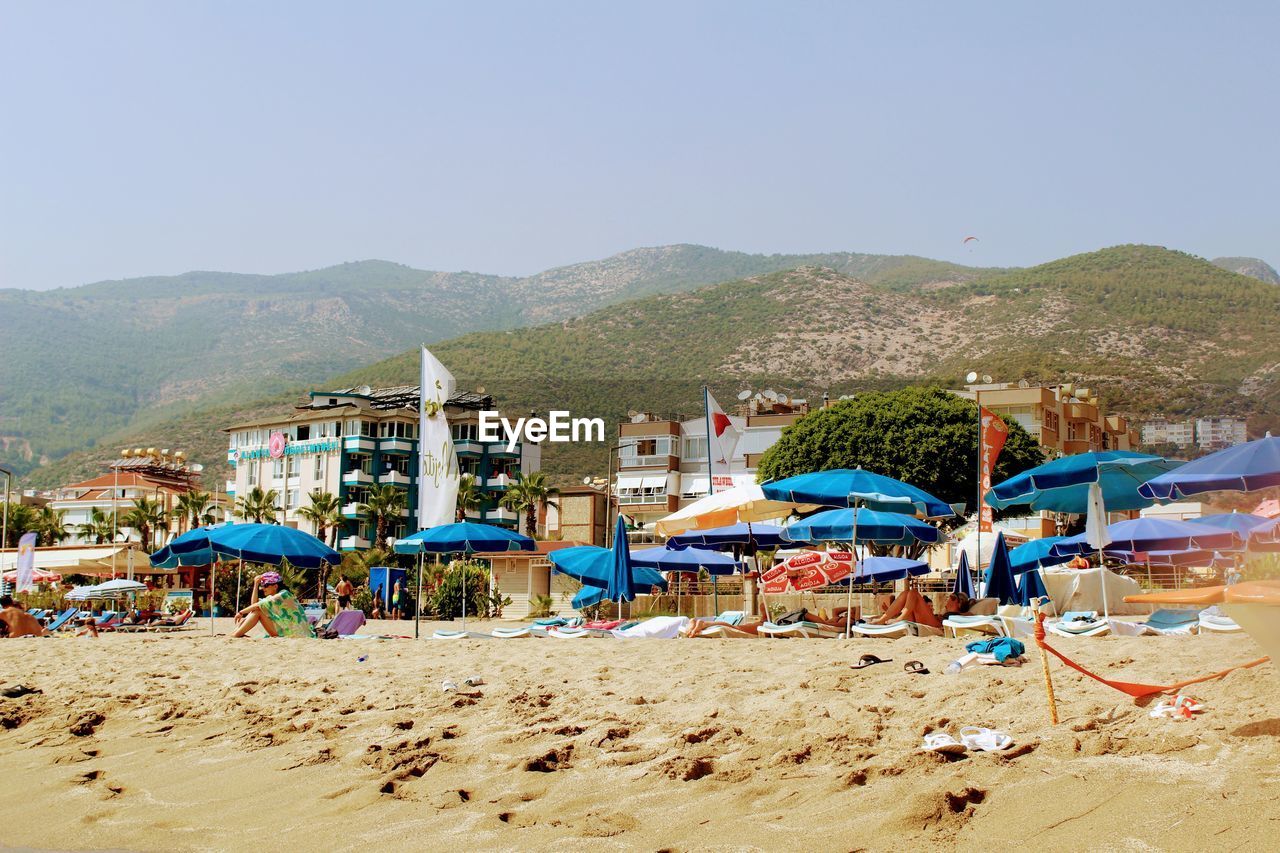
[498,471,559,539]
[2,503,38,548]
[121,497,169,552]
[76,507,118,545]
[455,474,483,522]
[358,485,406,550]
[234,486,280,524]
[297,490,342,546]
[172,489,215,534]
[35,505,69,546]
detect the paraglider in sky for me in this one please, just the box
[962,236,979,244]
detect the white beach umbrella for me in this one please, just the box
[654,484,818,538]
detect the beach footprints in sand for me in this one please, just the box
[364,736,442,798]
[74,768,126,799]
[69,711,106,737]
[523,744,573,772]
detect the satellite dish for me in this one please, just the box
[764,389,778,401]
[1018,379,1030,389]
[356,385,372,396]
[582,477,592,485]
[965,371,978,383]
[627,410,639,418]
[630,413,647,423]
[737,390,752,401]
[982,374,992,384]
[475,386,486,395]
[778,393,790,404]
[191,464,204,473]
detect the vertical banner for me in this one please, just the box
[978,407,1008,533]
[15,531,37,593]
[704,388,742,495]
[417,345,460,529]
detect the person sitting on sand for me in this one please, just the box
[0,595,48,637]
[75,617,99,638]
[868,586,971,631]
[231,572,315,638]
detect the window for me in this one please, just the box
[289,489,300,509]
[296,425,310,441]
[683,437,708,460]
[452,422,479,441]
[248,465,257,487]
[313,455,324,481]
[361,421,376,438]
[272,459,284,480]
[286,456,298,478]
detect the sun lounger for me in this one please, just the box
[942,614,1007,638]
[1110,608,1201,637]
[692,623,757,638]
[758,620,843,639]
[44,608,79,633]
[1198,608,1242,633]
[1046,611,1110,637]
[149,610,194,632]
[431,629,494,640]
[847,620,911,638]
[490,626,533,639]
[545,626,594,638]
[611,616,689,639]
[694,610,745,626]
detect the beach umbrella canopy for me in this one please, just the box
[1138,434,1280,501]
[549,517,667,602]
[1247,517,1280,552]
[1186,512,1272,536]
[761,469,955,518]
[783,507,942,546]
[1017,568,1049,606]
[393,521,534,555]
[1,568,61,584]
[665,523,791,550]
[572,585,606,610]
[630,545,741,576]
[64,585,100,601]
[1006,536,1074,575]
[653,484,818,537]
[985,451,1182,514]
[168,522,340,568]
[983,533,1020,605]
[1051,517,1243,558]
[150,523,234,568]
[952,550,975,598]
[851,556,931,583]
[94,578,147,593]
[1105,548,1234,568]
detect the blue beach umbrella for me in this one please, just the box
[851,556,931,583]
[666,523,792,550]
[1006,536,1074,575]
[149,523,235,569]
[952,550,976,599]
[629,545,741,575]
[549,517,668,605]
[1051,517,1243,558]
[169,522,341,568]
[1186,512,1273,536]
[1017,568,1049,606]
[1139,433,1280,501]
[985,451,1182,514]
[983,533,1020,605]
[394,522,534,635]
[783,507,942,547]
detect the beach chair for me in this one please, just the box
[847,620,911,638]
[758,620,842,639]
[694,610,745,626]
[942,614,1007,638]
[320,610,366,637]
[1046,611,1110,638]
[490,626,533,639]
[149,610,194,632]
[44,608,79,633]
[692,623,758,638]
[1112,608,1201,637]
[1198,607,1243,633]
[431,629,493,640]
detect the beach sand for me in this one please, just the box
[1,619,1277,851]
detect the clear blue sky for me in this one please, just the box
[3,1,1277,289]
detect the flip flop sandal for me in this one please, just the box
[1172,694,1204,713]
[852,654,892,670]
[920,732,967,755]
[958,726,1014,751]
[1150,701,1196,720]
[904,660,930,675]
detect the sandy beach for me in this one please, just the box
[1,620,1276,852]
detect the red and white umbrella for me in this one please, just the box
[761,550,854,593]
[2,568,62,584]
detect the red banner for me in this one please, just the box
[979,407,1008,533]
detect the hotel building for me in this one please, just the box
[612,397,810,543]
[224,385,540,550]
[953,382,1140,457]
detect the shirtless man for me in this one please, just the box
[334,577,354,610]
[0,595,48,638]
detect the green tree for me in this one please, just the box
[172,489,216,533]
[498,471,559,538]
[455,474,483,522]
[234,486,280,524]
[297,490,342,546]
[3,503,39,547]
[756,387,1044,529]
[121,496,169,551]
[34,505,69,546]
[76,506,118,545]
[359,484,407,550]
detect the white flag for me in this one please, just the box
[417,346,460,528]
[1084,482,1111,551]
[704,388,742,495]
[15,532,37,593]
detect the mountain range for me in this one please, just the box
[21,244,1280,490]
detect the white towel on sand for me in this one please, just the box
[611,616,691,639]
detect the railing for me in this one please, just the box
[341,503,364,518]
[454,439,483,455]
[339,535,371,550]
[380,470,411,486]
[617,493,669,505]
[342,469,373,485]
[618,454,670,468]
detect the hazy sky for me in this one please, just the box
[3,1,1278,290]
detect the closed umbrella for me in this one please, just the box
[983,533,1019,605]
[762,468,954,636]
[1139,433,1280,500]
[394,522,534,635]
[550,517,668,612]
[1017,568,1049,606]
[952,550,975,599]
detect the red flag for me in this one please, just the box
[979,407,1009,533]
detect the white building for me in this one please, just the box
[1195,417,1248,451]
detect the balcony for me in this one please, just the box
[343,436,376,452]
[342,469,373,486]
[339,535,371,551]
[486,506,519,523]
[454,438,483,456]
[341,502,364,519]
[490,442,521,458]
[618,454,678,469]
[380,470,412,486]
[380,437,414,454]
[486,473,510,489]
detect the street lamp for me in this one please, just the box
[966,370,993,579]
[605,439,642,547]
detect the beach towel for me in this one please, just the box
[611,616,690,639]
[965,637,1025,663]
[321,609,366,637]
[258,591,315,638]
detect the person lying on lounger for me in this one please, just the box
[231,572,315,638]
[867,587,971,631]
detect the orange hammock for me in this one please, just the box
[1033,615,1269,699]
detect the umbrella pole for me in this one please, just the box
[712,574,718,618]
[1096,545,1109,618]
[414,551,423,640]
[235,565,242,615]
[461,554,466,632]
[846,504,859,638]
[209,559,218,636]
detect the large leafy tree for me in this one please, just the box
[3,503,39,547]
[359,485,407,550]
[454,474,483,522]
[121,497,169,552]
[35,505,69,546]
[76,506,119,545]
[755,387,1044,527]
[172,490,216,533]
[297,490,342,546]
[499,471,559,538]
[234,486,280,524]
